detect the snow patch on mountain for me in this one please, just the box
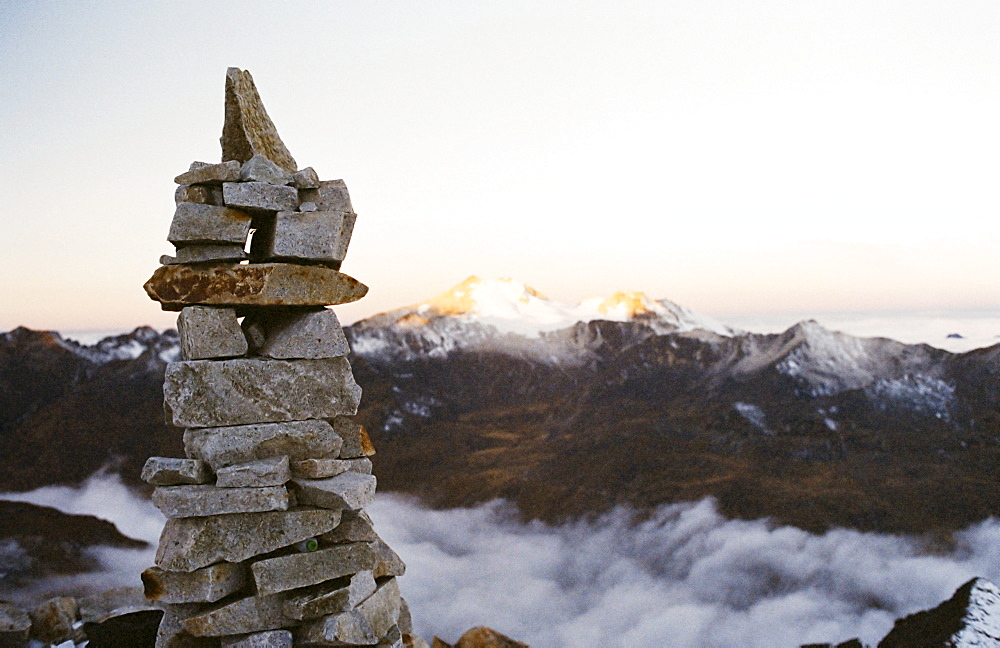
[867,375,957,421]
[952,578,1000,647]
[56,327,179,365]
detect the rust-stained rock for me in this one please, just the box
[221,68,297,173]
[454,627,530,648]
[142,563,247,604]
[144,263,368,311]
[28,597,78,644]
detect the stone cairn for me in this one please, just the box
[141,68,421,648]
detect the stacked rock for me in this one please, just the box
[141,68,417,648]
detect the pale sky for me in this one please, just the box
[1,1,997,332]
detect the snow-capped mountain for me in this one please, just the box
[350,276,734,362]
[1,279,999,534]
[878,577,1000,647]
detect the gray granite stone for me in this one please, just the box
[222,68,297,173]
[163,358,361,428]
[215,456,291,488]
[141,563,247,604]
[293,577,400,646]
[282,571,376,621]
[154,603,215,648]
[161,244,248,265]
[318,509,377,544]
[28,597,78,644]
[177,306,248,360]
[153,485,291,518]
[180,594,286,637]
[397,598,412,635]
[332,418,376,458]
[291,457,371,479]
[251,542,377,595]
[156,509,341,572]
[0,602,30,647]
[259,210,356,265]
[78,587,158,624]
[292,472,376,511]
[174,160,241,186]
[168,203,252,247]
[292,167,320,189]
[223,182,298,212]
[220,630,292,648]
[298,201,318,212]
[240,155,293,185]
[175,184,225,205]
[142,457,212,486]
[144,263,368,311]
[245,308,350,360]
[372,537,406,578]
[184,420,343,470]
[298,180,353,213]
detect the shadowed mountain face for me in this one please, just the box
[1,289,999,534]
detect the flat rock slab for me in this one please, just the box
[283,571,376,621]
[292,472,376,511]
[319,509,377,544]
[161,244,247,265]
[216,456,291,488]
[246,308,350,360]
[79,586,158,624]
[185,420,343,470]
[144,263,368,311]
[251,542,377,595]
[178,306,248,360]
[291,457,371,479]
[164,358,361,428]
[167,203,252,246]
[156,509,341,572]
[175,160,241,186]
[223,182,299,212]
[181,593,286,638]
[222,67,297,173]
[221,629,293,648]
[142,457,212,486]
[142,563,247,604]
[240,155,293,185]
[299,180,353,213]
[153,485,291,518]
[260,211,356,265]
[372,537,406,578]
[294,577,400,646]
[176,184,225,205]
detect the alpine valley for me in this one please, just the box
[3,276,999,536]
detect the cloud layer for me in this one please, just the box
[3,474,999,647]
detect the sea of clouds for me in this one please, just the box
[3,473,1000,647]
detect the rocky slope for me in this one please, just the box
[2,278,999,534]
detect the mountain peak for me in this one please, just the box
[415,276,550,319]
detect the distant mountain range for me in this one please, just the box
[2,277,999,534]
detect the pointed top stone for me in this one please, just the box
[222,68,297,174]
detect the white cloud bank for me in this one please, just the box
[3,474,999,647]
